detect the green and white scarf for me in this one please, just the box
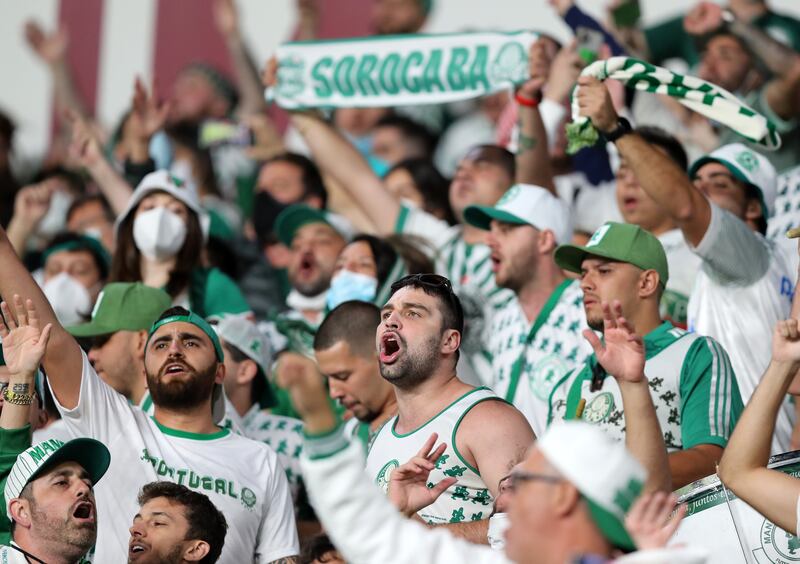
[268,31,537,109]
[567,56,781,154]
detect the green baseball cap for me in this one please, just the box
[554,222,669,286]
[274,204,341,247]
[67,283,173,338]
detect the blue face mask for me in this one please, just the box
[326,270,378,311]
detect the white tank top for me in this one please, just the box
[365,386,499,525]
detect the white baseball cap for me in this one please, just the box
[689,143,777,218]
[5,438,110,519]
[115,170,210,237]
[211,313,276,408]
[538,421,646,551]
[463,184,573,244]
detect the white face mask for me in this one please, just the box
[133,207,187,261]
[36,190,74,238]
[42,272,92,327]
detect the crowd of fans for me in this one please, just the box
[1,0,800,562]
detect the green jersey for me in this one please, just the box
[548,322,743,450]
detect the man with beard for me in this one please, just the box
[314,301,397,446]
[128,481,227,564]
[365,274,534,544]
[548,222,744,488]
[463,184,592,437]
[0,225,300,562]
[3,436,110,564]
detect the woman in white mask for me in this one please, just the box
[110,170,250,317]
[40,233,110,327]
[326,234,433,311]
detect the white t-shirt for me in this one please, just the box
[51,352,299,563]
[687,204,796,453]
[658,228,701,327]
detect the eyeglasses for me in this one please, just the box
[505,471,563,492]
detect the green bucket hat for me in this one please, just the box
[67,283,173,338]
[554,222,669,287]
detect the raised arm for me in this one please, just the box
[577,76,711,246]
[718,249,800,535]
[263,58,401,232]
[583,301,672,493]
[24,21,89,121]
[213,0,272,117]
[66,111,134,216]
[515,39,556,193]
[0,228,82,409]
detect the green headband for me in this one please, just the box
[42,237,111,273]
[146,313,224,362]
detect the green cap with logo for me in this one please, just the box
[554,222,668,287]
[5,438,111,519]
[67,283,173,338]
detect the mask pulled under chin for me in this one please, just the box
[133,207,188,261]
[42,272,93,327]
[326,270,378,310]
[286,289,329,314]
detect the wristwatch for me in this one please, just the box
[603,117,633,143]
[3,386,34,406]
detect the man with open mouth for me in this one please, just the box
[128,481,227,564]
[366,273,535,544]
[2,436,110,564]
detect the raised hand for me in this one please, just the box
[547,43,585,104]
[12,183,54,230]
[388,433,457,517]
[771,319,800,364]
[261,56,278,89]
[0,295,52,379]
[274,352,334,433]
[127,77,170,145]
[24,20,68,65]
[625,491,686,550]
[517,39,554,101]
[65,109,105,170]
[576,76,619,133]
[213,0,240,39]
[683,2,724,36]
[582,301,645,383]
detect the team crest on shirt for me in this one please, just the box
[753,518,800,563]
[582,392,615,423]
[240,487,257,510]
[530,354,568,400]
[376,460,400,493]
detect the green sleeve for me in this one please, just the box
[679,337,743,449]
[644,16,698,66]
[755,12,800,53]
[0,425,32,545]
[200,268,251,317]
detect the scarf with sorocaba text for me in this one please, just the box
[267,31,537,109]
[567,56,781,154]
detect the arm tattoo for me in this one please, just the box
[11,383,31,394]
[518,132,538,151]
[267,557,299,564]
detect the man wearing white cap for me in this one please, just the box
[3,436,111,564]
[278,302,692,563]
[579,78,796,453]
[212,313,304,500]
[462,184,591,436]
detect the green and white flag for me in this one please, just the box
[268,31,537,109]
[567,56,781,154]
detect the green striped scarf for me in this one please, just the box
[566,57,781,154]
